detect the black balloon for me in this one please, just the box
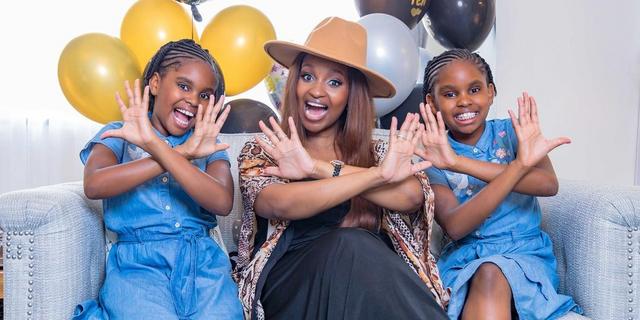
[355,0,429,30]
[425,0,495,51]
[379,85,424,129]
[220,99,279,134]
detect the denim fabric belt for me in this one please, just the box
[455,228,541,246]
[118,228,208,320]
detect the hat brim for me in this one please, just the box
[264,40,396,99]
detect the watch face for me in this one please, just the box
[331,160,344,177]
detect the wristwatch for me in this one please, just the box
[330,160,344,177]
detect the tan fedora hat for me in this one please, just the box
[264,17,396,98]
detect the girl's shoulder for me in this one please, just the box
[80,121,126,165]
[101,121,124,131]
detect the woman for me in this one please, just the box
[234,17,449,319]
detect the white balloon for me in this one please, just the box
[359,13,419,118]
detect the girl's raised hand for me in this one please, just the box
[379,113,432,183]
[508,92,571,168]
[256,116,315,180]
[101,79,157,150]
[179,95,230,160]
[415,103,458,170]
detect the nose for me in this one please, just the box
[309,81,327,99]
[184,91,200,107]
[457,92,472,107]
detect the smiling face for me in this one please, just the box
[149,59,217,137]
[295,54,350,137]
[427,59,495,145]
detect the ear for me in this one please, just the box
[487,83,496,105]
[425,94,437,114]
[149,72,161,96]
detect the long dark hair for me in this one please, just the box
[280,53,382,231]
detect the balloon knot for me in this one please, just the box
[191,4,202,22]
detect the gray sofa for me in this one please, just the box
[0,131,637,319]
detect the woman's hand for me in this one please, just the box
[415,103,458,170]
[177,95,230,160]
[509,92,571,168]
[378,113,432,183]
[101,79,158,150]
[256,116,316,180]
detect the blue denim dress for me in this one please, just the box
[426,119,581,319]
[73,122,243,320]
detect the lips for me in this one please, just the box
[173,107,195,129]
[454,111,478,124]
[303,101,328,121]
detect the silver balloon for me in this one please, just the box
[359,13,419,118]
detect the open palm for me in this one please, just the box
[101,79,157,150]
[509,92,571,168]
[415,103,458,170]
[180,95,230,159]
[379,113,432,183]
[256,116,315,180]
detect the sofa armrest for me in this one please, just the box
[539,180,640,320]
[0,182,105,320]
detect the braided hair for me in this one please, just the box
[422,48,496,102]
[142,39,225,111]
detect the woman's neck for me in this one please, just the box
[305,128,339,161]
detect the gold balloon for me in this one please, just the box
[201,5,276,96]
[121,0,199,71]
[58,33,141,124]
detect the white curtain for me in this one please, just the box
[0,116,102,194]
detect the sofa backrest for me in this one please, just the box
[217,129,446,257]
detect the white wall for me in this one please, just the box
[0,0,360,194]
[0,0,361,119]
[0,0,639,193]
[493,0,640,185]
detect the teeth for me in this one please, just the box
[306,101,327,109]
[174,115,189,126]
[176,108,194,117]
[455,112,477,121]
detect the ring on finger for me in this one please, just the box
[396,133,408,140]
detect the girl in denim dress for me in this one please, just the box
[417,49,582,319]
[73,39,242,320]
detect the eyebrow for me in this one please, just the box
[438,80,484,92]
[301,64,347,78]
[329,68,346,77]
[176,76,214,92]
[437,84,457,92]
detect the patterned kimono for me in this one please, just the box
[234,138,450,319]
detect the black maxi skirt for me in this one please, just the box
[257,211,448,320]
